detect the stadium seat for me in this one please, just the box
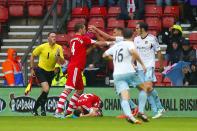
[163,6,180,20]
[0,0,6,6]
[27,0,45,17]
[56,34,69,45]
[189,33,197,44]
[148,30,158,36]
[71,7,89,18]
[163,77,171,83]
[192,44,197,49]
[8,0,25,17]
[67,18,86,32]
[155,72,163,83]
[127,20,144,30]
[165,82,172,86]
[89,7,107,18]
[155,60,161,71]
[154,82,165,86]
[88,17,105,30]
[107,6,121,17]
[162,17,175,28]
[67,31,75,40]
[107,18,125,31]
[0,23,2,33]
[144,0,156,4]
[0,6,8,22]
[145,5,162,18]
[145,17,162,33]
[46,0,64,16]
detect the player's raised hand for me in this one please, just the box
[88,25,96,31]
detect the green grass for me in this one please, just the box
[0,116,196,131]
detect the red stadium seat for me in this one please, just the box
[107,6,121,17]
[155,72,163,83]
[154,82,165,86]
[155,60,161,71]
[0,0,6,6]
[163,6,180,19]
[56,34,69,45]
[107,18,125,31]
[145,17,162,32]
[88,17,105,30]
[0,23,2,33]
[71,7,89,18]
[165,82,172,86]
[163,77,171,83]
[144,0,156,4]
[192,44,197,49]
[148,30,158,36]
[67,18,86,31]
[27,0,45,17]
[8,0,25,17]
[162,17,175,28]
[89,7,107,18]
[46,0,64,16]
[145,5,163,18]
[67,31,75,40]
[127,20,144,30]
[0,6,8,22]
[189,33,197,44]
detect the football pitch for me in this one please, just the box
[0,116,196,131]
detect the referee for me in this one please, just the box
[30,32,64,116]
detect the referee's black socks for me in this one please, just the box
[33,91,48,112]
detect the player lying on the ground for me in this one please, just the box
[70,93,103,117]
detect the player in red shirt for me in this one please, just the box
[72,93,103,117]
[55,23,102,118]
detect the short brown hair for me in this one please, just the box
[74,23,85,32]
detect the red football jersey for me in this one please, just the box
[76,93,102,111]
[68,34,92,70]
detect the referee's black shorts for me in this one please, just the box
[34,67,54,86]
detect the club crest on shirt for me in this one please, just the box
[145,41,148,44]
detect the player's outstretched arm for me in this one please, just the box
[88,25,115,41]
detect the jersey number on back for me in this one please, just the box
[71,42,76,55]
[115,48,123,62]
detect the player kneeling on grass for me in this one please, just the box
[68,93,103,118]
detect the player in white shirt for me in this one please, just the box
[89,25,148,121]
[134,22,165,119]
[103,28,149,124]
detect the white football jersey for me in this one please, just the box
[104,40,136,75]
[134,34,160,70]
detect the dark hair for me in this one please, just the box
[137,22,148,31]
[123,28,133,39]
[48,32,56,37]
[74,23,85,32]
[114,27,123,33]
[73,109,82,117]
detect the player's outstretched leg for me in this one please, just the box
[138,90,149,122]
[65,92,80,115]
[121,99,141,124]
[149,89,165,119]
[55,89,72,118]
